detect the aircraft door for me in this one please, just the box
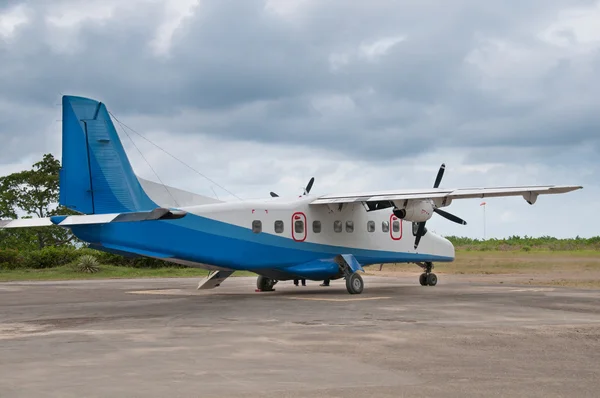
[292,212,307,242]
[390,214,402,240]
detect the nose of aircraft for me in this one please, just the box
[431,232,455,260]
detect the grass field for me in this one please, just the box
[366,250,600,274]
[1,250,599,288]
[365,250,600,288]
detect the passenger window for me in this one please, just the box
[313,220,321,233]
[252,220,262,233]
[382,221,389,233]
[393,220,400,233]
[367,221,375,232]
[334,220,342,233]
[294,220,304,234]
[274,220,284,233]
[346,221,354,233]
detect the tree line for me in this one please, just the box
[0,154,177,270]
[0,154,78,250]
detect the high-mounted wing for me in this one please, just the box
[0,207,186,229]
[310,163,582,250]
[311,185,582,205]
[312,184,581,250]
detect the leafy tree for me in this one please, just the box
[0,153,79,249]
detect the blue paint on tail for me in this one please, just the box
[59,95,157,214]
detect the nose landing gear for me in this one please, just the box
[417,262,437,286]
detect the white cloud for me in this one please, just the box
[45,1,116,28]
[539,1,600,49]
[1,0,598,239]
[328,52,350,71]
[264,0,314,18]
[151,0,200,56]
[0,4,29,38]
[359,35,406,61]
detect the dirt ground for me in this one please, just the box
[2,276,600,397]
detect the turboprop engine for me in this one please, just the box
[392,200,434,223]
[391,163,468,249]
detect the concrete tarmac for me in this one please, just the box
[1,275,600,397]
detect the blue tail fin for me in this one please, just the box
[59,95,157,214]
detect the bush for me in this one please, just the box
[21,246,79,269]
[0,249,23,270]
[73,254,100,273]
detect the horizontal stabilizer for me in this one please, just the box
[0,218,53,228]
[0,208,186,229]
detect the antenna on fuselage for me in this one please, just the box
[109,111,243,201]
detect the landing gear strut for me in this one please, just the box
[256,275,278,291]
[418,262,437,286]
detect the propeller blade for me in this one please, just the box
[434,208,467,225]
[414,222,427,249]
[304,177,315,195]
[433,163,445,188]
[270,192,279,197]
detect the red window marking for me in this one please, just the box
[292,212,307,242]
[390,213,403,241]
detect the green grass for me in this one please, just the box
[367,250,600,275]
[0,264,256,281]
[3,249,600,282]
[447,235,600,252]
[456,249,600,257]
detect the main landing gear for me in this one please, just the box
[256,275,278,291]
[418,262,437,286]
[345,272,364,294]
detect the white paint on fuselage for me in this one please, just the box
[178,195,455,261]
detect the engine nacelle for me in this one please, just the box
[393,200,434,222]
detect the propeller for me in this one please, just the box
[303,177,315,196]
[411,163,467,250]
[433,208,467,225]
[270,177,315,198]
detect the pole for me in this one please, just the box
[480,201,487,240]
[483,204,486,240]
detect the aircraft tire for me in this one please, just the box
[419,273,428,286]
[257,275,276,291]
[426,273,438,286]
[346,272,364,294]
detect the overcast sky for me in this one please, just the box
[1,0,598,238]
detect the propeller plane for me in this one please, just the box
[0,96,583,294]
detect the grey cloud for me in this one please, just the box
[1,0,599,185]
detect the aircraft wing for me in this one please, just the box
[310,185,583,206]
[0,207,187,229]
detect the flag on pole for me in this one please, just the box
[480,202,486,206]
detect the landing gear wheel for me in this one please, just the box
[257,275,277,291]
[345,272,364,294]
[417,262,438,286]
[426,273,437,286]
